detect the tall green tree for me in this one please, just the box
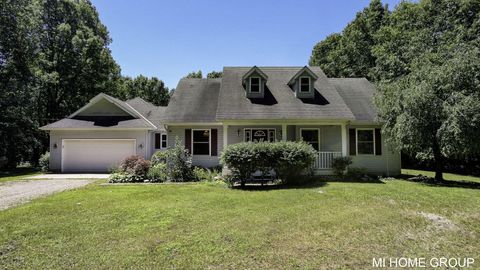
[36,0,120,125]
[1,0,123,167]
[375,46,480,180]
[118,75,170,106]
[0,0,41,167]
[311,0,480,179]
[309,0,389,79]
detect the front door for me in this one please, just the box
[245,128,276,142]
[300,129,320,151]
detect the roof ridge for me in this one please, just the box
[329,77,368,80]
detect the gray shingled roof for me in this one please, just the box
[329,78,377,122]
[40,94,161,130]
[41,68,378,130]
[215,67,355,120]
[40,118,153,129]
[163,78,221,122]
[126,97,167,131]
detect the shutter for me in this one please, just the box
[349,128,356,156]
[154,133,160,149]
[185,129,192,153]
[211,129,218,156]
[375,128,382,155]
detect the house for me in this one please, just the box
[40,66,401,175]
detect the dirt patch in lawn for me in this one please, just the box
[416,211,459,231]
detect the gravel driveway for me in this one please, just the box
[0,179,94,210]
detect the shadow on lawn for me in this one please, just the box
[400,174,480,190]
[0,167,39,178]
[233,181,328,191]
[233,177,384,191]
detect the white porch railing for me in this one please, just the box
[314,152,343,169]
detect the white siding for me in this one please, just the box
[348,125,401,176]
[49,130,148,171]
[295,125,342,152]
[167,125,223,168]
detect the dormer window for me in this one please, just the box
[242,66,268,98]
[288,66,319,99]
[300,77,310,92]
[250,77,260,93]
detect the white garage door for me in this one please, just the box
[62,139,136,172]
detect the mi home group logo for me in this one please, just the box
[372,257,475,268]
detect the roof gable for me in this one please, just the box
[288,66,319,85]
[76,98,131,116]
[241,66,268,84]
[46,93,158,130]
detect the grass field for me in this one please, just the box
[0,170,478,269]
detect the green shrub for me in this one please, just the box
[119,155,150,177]
[151,151,168,166]
[331,156,352,176]
[346,167,368,179]
[193,166,221,182]
[147,163,169,182]
[164,138,195,182]
[220,141,317,185]
[275,141,317,183]
[39,152,50,172]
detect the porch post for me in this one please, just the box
[281,124,287,141]
[223,124,228,148]
[341,123,347,156]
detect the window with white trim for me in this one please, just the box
[300,76,310,92]
[244,128,276,142]
[155,133,168,150]
[357,129,375,155]
[301,129,319,151]
[192,129,210,155]
[250,77,260,93]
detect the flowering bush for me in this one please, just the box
[118,155,150,177]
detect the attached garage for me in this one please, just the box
[61,139,136,172]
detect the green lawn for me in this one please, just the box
[0,167,41,183]
[0,172,479,269]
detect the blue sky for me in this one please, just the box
[91,0,404,89]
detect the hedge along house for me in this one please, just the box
[41,66,401,175]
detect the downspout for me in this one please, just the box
[386,140,389,177]
[145,130,149,159]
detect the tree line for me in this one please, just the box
[309,0,480,179]
[0,0,170,168]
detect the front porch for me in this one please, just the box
[222,122,348,172]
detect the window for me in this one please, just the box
[161,134,167,149]
[155,133,168,149]
[244,128,275,142]
[357,129,375,155]
[300,76,310,92]
[301,129,319,151]
[250,77,260,93]
[192,129,210,155]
